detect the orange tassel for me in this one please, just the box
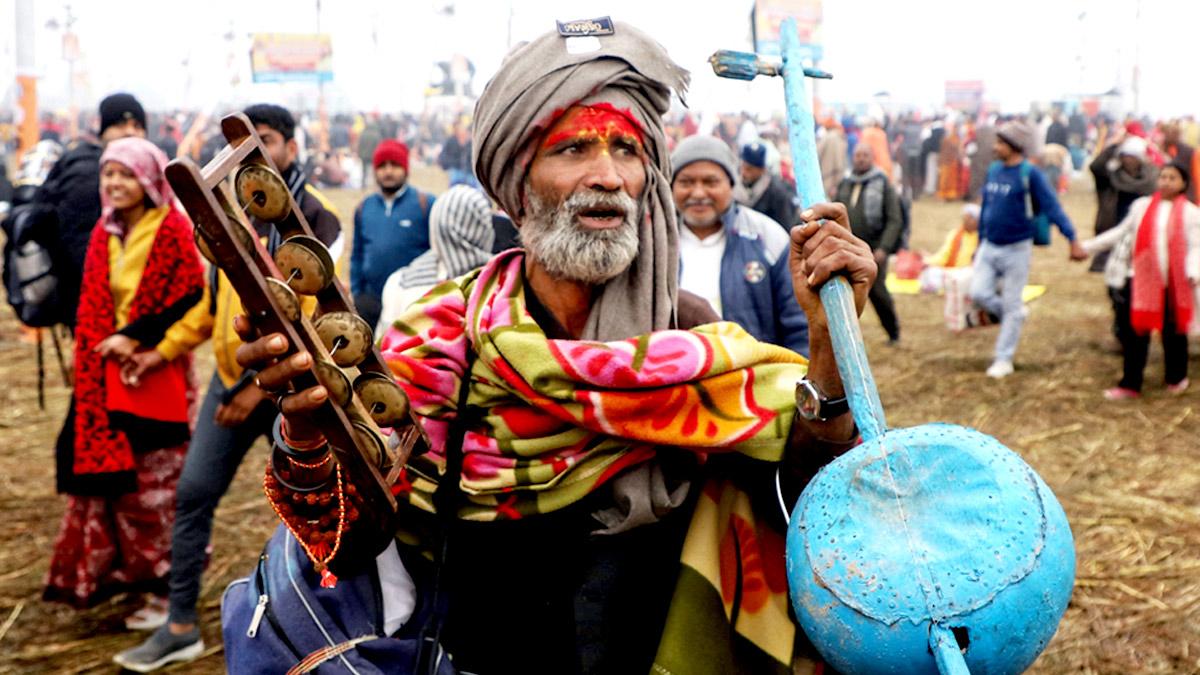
[320,569,338,588]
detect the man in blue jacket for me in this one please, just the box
[972,120,1088,378]
[671,135,809,355]
[350,139,434,329]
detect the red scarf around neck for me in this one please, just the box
[70,207,203,488]
[1131,192,1192,335]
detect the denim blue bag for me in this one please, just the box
[221,525,459,675]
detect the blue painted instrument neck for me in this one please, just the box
[779,17,887,441]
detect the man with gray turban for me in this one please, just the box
[237,20,878,675]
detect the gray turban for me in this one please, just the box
[472,22,690,341]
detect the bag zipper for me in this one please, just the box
[250,550,303,659]
[246,593,268,638]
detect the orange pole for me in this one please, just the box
[17,74,38,154]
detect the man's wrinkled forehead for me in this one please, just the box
[537,104,645,151]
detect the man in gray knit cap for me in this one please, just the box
[972,120,1086,378]
[234,19,877,675]
[672,134,810,355]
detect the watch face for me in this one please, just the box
[796,381,819,420]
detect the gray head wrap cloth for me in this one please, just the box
[472,22,690,341]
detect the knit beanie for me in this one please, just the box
[996,121,1033,154]
[98,93,146,135]
[741,142,768,169]
[670,135,737,185]
[372,139,409,171]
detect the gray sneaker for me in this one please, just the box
[112,625,204,672]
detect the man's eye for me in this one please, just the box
[613,140,641,156]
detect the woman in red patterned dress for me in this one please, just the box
[44,137,204,618]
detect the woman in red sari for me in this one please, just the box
[45,137,204,618]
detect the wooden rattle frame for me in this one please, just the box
[165,113,424,530]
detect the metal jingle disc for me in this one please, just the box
[265,278,301,323]
[234,163,292,222]
[350,420,389,470]
[354,372,410,428]
[312,359,352,408]
[314,311,374,367]
[274,236,334,295]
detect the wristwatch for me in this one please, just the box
[795,379,850,422]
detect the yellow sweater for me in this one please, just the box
[162,243,322,386]
[927,227,979,269]
[109,207,168,330]
[108,206,200,363]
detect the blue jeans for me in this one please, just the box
[167,374,276,625]
[970,239,1032,364]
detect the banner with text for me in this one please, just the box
[250,34,333,84]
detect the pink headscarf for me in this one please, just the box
[99,136,174,235]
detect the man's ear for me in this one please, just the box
[286,137,299,164]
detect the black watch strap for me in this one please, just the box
[796,379,850,421]
[820,393,850,420]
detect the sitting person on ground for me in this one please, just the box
[919,202,981,293]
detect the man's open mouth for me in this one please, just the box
[576,205,626,228]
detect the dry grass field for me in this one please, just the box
[0,173,1196,673]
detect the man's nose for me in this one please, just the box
[585,151,623,192]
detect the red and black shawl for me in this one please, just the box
[57,206,204,496]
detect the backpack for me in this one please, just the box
[223,346,477,674]
[2,203,63,327]
[1017,161,1052,247]
[221,526,461,675]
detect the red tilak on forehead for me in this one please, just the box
[540,103,645,150]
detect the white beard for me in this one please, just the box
[521,187,641,285]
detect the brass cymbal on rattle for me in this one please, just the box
[312,358,353,408]
[314,311,374,368]
[234,163,292,222]
[350,420,389,470]
[265,278,302,323]
[354,372,410,428]
[274,235,335,295]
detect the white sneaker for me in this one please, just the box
[124,596,170,631]
[986,360,1014,379]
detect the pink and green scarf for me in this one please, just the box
[379,248,808,521]
[379,248,818,671]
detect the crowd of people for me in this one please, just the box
[1,18,1198,674]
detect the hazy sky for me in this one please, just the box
[2,0,1197,118]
